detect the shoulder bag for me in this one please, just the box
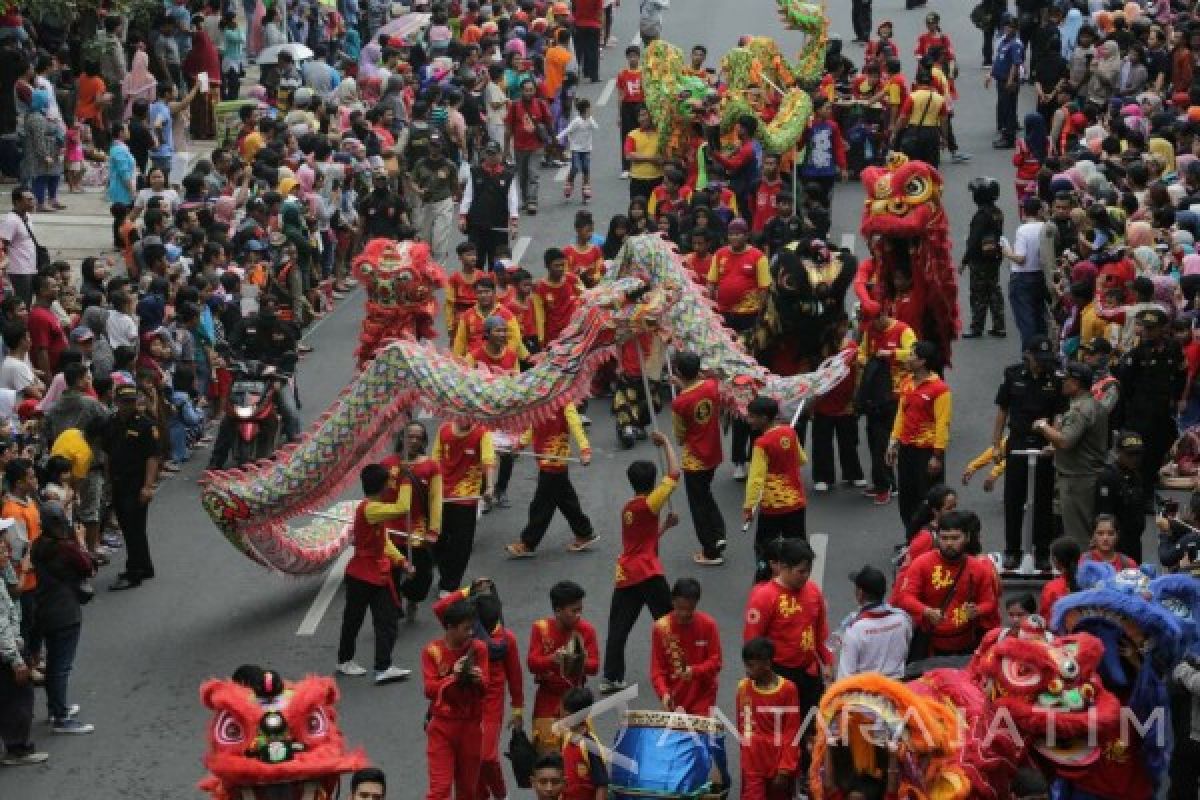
[18,213,50,270]
[906,561,966,663]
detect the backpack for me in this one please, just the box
[854,356,894,416]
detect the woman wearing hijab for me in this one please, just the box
[342,29,362,63]
[183,26,222,140]
[1085,41,1121,107]
[1060,8,1084,58]
[24,89,65,213]
[1013,112,1048,202]
[358,41,383,81]
[121,49,157,121]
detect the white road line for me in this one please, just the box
[810,532,829,589]
[555,164,571,182]
[597,78,616,107]
[296,549,351,636]
[512,235,532,263]
[839,233,856,255]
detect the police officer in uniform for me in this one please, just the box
[459,140,521,270]
[1117,308,1186,503]
[992,334,1062,570]
[106,384,161,591]
[356,167,411,244]
[1080,337,1120,431]
[1094,431,1146,563]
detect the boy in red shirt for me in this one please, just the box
[431,418,496,592]
[599,432,680,693]
[750,153,788,234]
[737,637,801,800]
[560,687,610,800]
[335,463,415,684]
[616,46,644,177]
[809,314,865,492]
[379,422,443,618]
[444,241,481,334]
[743,396,809,580]
[503,267,545,356]
[683,228,715,285]
[651,577,722,714]
[743,538,831,716]
[670,350,726,564]
[422,599,489,800]
[534,247,584,344]
[563,210,605,288]
[525,580,600,754]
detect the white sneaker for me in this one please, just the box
[813,482,830,492]
[620,170,630,179]
[733,464,747,482]
[0,751,49,766]
[374,666,412,684]
[337,661,367,676]
[580,414,593,427]
[852,479,868,488]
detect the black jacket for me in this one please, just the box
[32,536,92,633]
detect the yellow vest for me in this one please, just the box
[626,129,663,181]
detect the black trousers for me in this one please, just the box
[602,575,672,682]
[495,452,515,495]
[851,0,871,41]
[575,26,601,81]
[754,509,807,582]
[723,313,758,466]
[996,85,1019,141]
[113,485,153,579]
[436,503,478,593]
[1132,410,1177,503]
[629,176,662,202]
[397,546,435,605]
[519,470,594,550]
[337,576,399,671]
[865,404,897,492]
[0,660,35,755]
[810,414,864,485]
[619,102,642,171]
[982,23,997,63]
[467,224,510,271]
[1003,451,1055,557]
[896,445,941,531]
[773,663,825,720]
[684,468,726,559]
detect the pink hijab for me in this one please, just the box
[122,49,156,119]
[1126,220,1155,249]
[1183,254,1200,277]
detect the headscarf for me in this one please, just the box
[332,77,360,107]
[122,49,157,113]
[1133,245,1162,274]
[1024,112,1048,162]
[183,29,221,82]
[1127,220,1155,249]
[1094,41,1121,87]
[1184,254,1200,277]
[1153,274,1180,317]
[359,42,383,80]
[1061,8,1084,57]
[1149,137,1176,174]
[342,29,361,62]
[29,88,49,114]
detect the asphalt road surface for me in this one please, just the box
[6,1,1162,798]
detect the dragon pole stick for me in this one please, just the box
[634,337,674,513]
[741,396,811,532]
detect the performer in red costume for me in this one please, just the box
[526,580,599,754]
[352,239,445,368]
[379,421,443,619]
[737,637,801,800]
[650,577,722,714]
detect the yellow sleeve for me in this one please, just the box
[564,404,590,453]
[383,538,407,565]
[645,475,678,514]
[728,191,739,216]
[364,485,413,524]
[966,446,995,474]
[532,296,546,343]
[706,256,720,285]
[744,444,767,510]
[507,316,528,359]
[480,430,496,467]
[755,255,770,289]
[933,390,952,452]
[452,317,468,357]
[444,283,457,331]
[428,473,443,531]
[465,352,477,367]
[647,192,659,217]
[796,444,808,467]
[989,460,1006,479]
[891,394,907,441]
[431,430,443,461]
[895,328,916,362]
[672,409,686,443]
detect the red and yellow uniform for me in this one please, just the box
[744,425,808,516]
[671,378,722,472]
[615,472,679,587]
[891,373,952,452]
[750,176,785,234]
[533,274,584,343]
[650,610,722,714]
[527,616,600,750]
[1039,574,1070,620]
[859,319,916,395]
[468,343,520,374]
[432,592,525,800]
[647,183,686,218]
[379,455,443,545]
[531,403,590,473]
[344,498,410,600]
[422,636,490,800]
[562,731,610,800]
[893,550,998,654]
[452,303,526,358]
[707,244,770,315]
[432,422,496,504]
[683,250,714,285]
[743,579,832,674]
[616,68,644,104]
[564,242,605,287]
[735,676,801,800]
[504,292,544,347]
[444,269,480,332]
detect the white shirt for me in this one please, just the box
[135,187,181,213]
[106,311,139,350]
[1011,220,1044,274]
[559,115,599,153]
[0,355,36,393]
[0,211,38,276]
[836,605,912,679]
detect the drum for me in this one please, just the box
[610,711,729,799]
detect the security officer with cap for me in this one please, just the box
[1094,431,1146,562]
[105,384,161,591]
[992,333,1062,570]
[1035,361,1109,546]
[1117,306,1186,503]
[459,139,520,270]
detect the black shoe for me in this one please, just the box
[992,138,1016,149]
[1002,553,1021,571]
[962,330,983,339]
[982,60,992,67]
[989,329,1007,338]
[1034,555,1052,572]
[109,575,143,591]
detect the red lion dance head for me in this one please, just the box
[856,154,959,366]
[198,670,368,800]
[351,238,446,367]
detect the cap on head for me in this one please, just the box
[727,218,749,234]
[114,384,139,403]
[1063,361,1094,387]
[1116,431,1145,451]
[1024,333,1056,361]
[70,326,95,342]
[483,315,507,333]
[1137,307,1169,327]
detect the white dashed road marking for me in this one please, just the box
[296,550,351,636]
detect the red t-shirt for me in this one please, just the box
[562,732,610,800]
[527,617,599,717]
[683,251,713,285]
[749,425,808,514]
[671,378,723,471]
[534,275,581,342]
[563,242,605,286]
[615,474,678,588]
[503,294,540,344]
[893,551,998,653]
[750,177,784,234]
[434,422,488,500]
[379,455,440,543]
[446,270,479,318]
[1040,575,1069,620]
[650,610,722,714]
[469,343,519,373]
[617,68,644,104]
[736,677,801,777]
[742,579,832,672]
[422,638,489,720]
[27,305,66,373]
[506,98,552,152]
[344,501,393,586]
[572,0,603,28]
[709,245,769,314]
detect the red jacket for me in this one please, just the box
[893,550,998,653]
[422,638,490,720]
[432,592,525,716]
[572,0,602,28]
[650,611,722,714]
[527,617,599,718]
[743,579,832,672]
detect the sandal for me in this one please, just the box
[505,542,535,559]
[567,535,598,552]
